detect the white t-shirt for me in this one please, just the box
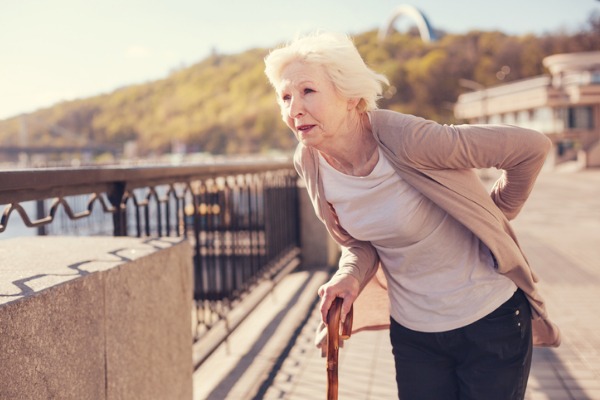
[319,148,516,332]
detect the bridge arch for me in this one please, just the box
[379,5,437,43]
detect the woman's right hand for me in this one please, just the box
[318,273,360,325]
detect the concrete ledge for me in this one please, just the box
[579,139,600,168]
[298,184,340,269]
[0,236,193,400]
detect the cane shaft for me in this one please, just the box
[326,298,342,400]
[326,298,354,400]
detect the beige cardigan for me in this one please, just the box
[295,109,561,347]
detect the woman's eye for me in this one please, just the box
[304,88,315,94]
[281,94,291,102]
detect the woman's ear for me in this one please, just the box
[347,98,360,111]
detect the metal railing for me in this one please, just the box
[0,158,301,357]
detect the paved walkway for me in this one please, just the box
[196,168,600,400]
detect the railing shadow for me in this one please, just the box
[0,248,135,303]
[203,271,316,400]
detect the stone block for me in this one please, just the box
[297,185,340,269]
[0,236,193,400]
[0,274,105,399]
[105,239,193,400]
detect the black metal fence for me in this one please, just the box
[0,159,300,343]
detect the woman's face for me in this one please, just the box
[276,60,355,149]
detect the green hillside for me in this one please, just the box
[1,15,598,158]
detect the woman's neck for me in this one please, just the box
[319,113,379,177]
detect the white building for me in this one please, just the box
[454,51,600,168]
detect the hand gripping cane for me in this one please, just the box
[326,297,353,400]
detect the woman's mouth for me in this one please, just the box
[297,124,315,133]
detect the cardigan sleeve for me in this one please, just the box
[381,113,552,220]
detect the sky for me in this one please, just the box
[0,0,597,120]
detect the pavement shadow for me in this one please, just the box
[204,272,316,400]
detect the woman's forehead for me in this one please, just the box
[279,61,328,88]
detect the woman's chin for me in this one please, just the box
[295,132,310,145]
[299,137,319,148]
[296,132,321,148]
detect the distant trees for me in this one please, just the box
[1,12,598,159]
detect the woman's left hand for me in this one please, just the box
[318,273,360,325]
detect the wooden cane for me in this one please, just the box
[326,297,353,400]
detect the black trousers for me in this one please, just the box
[390,289,533,400]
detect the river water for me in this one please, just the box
[1,201,38,240]
[1,198,113,240]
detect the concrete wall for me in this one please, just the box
[580,140,600,168]
[298,183,340,269]
[0,236,193,400]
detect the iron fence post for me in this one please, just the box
[108,181,127,236]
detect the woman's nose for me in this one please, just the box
[288,98,304,118]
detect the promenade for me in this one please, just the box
[195,167,600,400]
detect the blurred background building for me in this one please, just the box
[455,51,600,168]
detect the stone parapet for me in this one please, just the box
[298,184,340,269]
[0,236,193,400]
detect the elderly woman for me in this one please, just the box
[264,32,560,400]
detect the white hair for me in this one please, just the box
[264,32,389,112]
